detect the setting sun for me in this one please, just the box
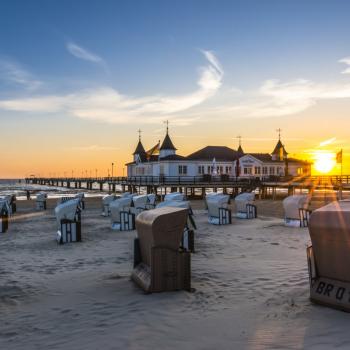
[313,152,336,174]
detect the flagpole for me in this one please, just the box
[340,149,343,200]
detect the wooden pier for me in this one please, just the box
[25,175,350,199]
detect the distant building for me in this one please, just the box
[126,128,311,179]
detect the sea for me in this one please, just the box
[0,179,119,200]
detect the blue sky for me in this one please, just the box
[1,0,350,176]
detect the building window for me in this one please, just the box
[244,167,252,175]
[179,165,188,175]
[198,165,204,174]
[298,167,303,175]
[219,166,223,174]
[255,166,261,175]
[262,167,268,175]
[269,167,275,175]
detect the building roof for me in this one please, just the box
[187,146,239,161]
[237,145,244,155]
[133,140,146,155]
[160,133,177,150]
[242,153,310,165]
[271,140,288,156]
[159,154,187,161]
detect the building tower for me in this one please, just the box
[237,135,244,155]
[133,129,146,163]
[271,128,288,161]
[159,121,177,158]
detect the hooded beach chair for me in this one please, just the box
[36,192,47,210]
[110,197,134,230]
[0,199,10,233]
[207,194,231,225]
[74,193,85,210]
[54,198,81,244]
[146,194,156,209]
[235,192,257,219]
[307,200,350,312]
[131,207,191,293]
[283,194,311,227]
[156,200,196,252]
[2,195,16,215]
[164,192,185,201]
[101,194,118,216]
[130,195,149,215]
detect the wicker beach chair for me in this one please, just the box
[283,194,312,227]
[207,194,231,225]
[54,198,81,244]
[36,192,47,210]
[131,207,191,293]
[156,200,196,252]
[235,192,257,219]
[110,197,134,231]
[307,200,350,311]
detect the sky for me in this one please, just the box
[1,0,350,177]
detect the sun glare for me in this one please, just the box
[313,152,336,174]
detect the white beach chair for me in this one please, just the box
[0,199,10,233]
[235,192,257,219]
[54,198,81,244]
[146,194,156,209]
[283,194,311,227]
[164,192,185,201]
[36,192,47,210]
[130,195,149,215]
[307,200,350,311]
[2,195,16,216]
[101,194,118,217]
[110,197,134,231]
[207,194,231,225]
[74,193,85,210]
[156,200,196,251]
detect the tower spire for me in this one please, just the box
[276,128,282,141]
[164,120,169,134]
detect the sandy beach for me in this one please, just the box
[1,197,350,350]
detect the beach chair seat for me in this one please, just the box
[307,200,350,311]
[0,200,10,233]
[235,192,257,219]
[54,199,81,244]
[283,194,311,227]
[131,207,191,293]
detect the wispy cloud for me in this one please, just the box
[339,57,350,74]
[0,50,222,125]
[0,58,42,91]
[319,137,337,147]
[66,41,107,71]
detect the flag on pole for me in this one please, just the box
[336,149,343,164]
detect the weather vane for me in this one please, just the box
[236,135,242,146]
[138,129,142,141]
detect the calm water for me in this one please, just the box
[0,179,118,200]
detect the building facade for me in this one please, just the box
[126,130,311,179]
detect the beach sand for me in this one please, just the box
[1,197,350,349]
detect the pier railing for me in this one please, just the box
[25,174,350,188]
